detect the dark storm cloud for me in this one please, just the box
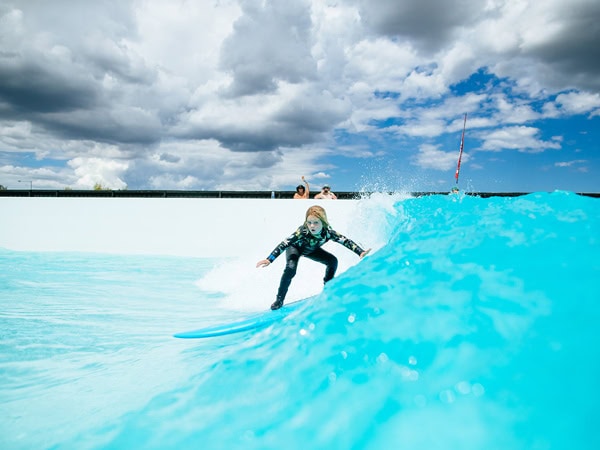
[358,0,485,53]
[0,58,99,115]
[359,0,600,93]
[159,153,181,164]
[0,53,162,144]
[0,1,162,146]
[181,124,308,153]
[521,1,600,91]
[179,89,350,153]
[219,0,316,96]
[276,91,350,132]
[183,0,353,154]
[36,107,162,145]
[252,150,283,169]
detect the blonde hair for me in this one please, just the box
[305,205,330,229]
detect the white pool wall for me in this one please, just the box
[0,198,369,258]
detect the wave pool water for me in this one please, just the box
[1,191,598,449]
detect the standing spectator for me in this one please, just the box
[314,184,337,199]
[293,176,310,199]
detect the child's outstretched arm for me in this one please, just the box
[256,227,303,269]
[329,229,369,257]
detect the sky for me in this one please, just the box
[0,0,599,193]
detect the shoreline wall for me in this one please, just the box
[3,189,575,199]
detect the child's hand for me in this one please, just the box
[359,249,371,259]
[256,259,271,268]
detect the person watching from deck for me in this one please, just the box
[314,184,337,199]
[293,176,310,199]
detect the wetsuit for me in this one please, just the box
[266,225,365,309]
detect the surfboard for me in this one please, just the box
[173,298,309,339]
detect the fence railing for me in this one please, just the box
[0,189,558,199]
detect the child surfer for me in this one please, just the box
[256,205,370,310]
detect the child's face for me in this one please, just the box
[306,215,323,235]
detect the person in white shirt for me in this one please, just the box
[314,184,337,199]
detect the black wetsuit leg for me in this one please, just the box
[305,247,338,283]
[274,246,301,307]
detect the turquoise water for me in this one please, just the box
[1,191,598,449]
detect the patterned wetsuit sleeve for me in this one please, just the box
[328,229,365,256]
[267,227,304,262]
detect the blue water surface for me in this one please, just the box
[1,191,598,450]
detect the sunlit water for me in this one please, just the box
[1,191,598,449]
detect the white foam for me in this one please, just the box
[1,196,402,310]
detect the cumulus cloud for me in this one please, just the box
[68,156,129,189]
[219,0,316,96]
[358,0,486,54]
[178,84,351,152]
[480,126,562,153]
[0,0,598,190]
[413,143,465,171]
[554,92,600,116]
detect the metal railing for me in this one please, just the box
[3,189,597,199]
